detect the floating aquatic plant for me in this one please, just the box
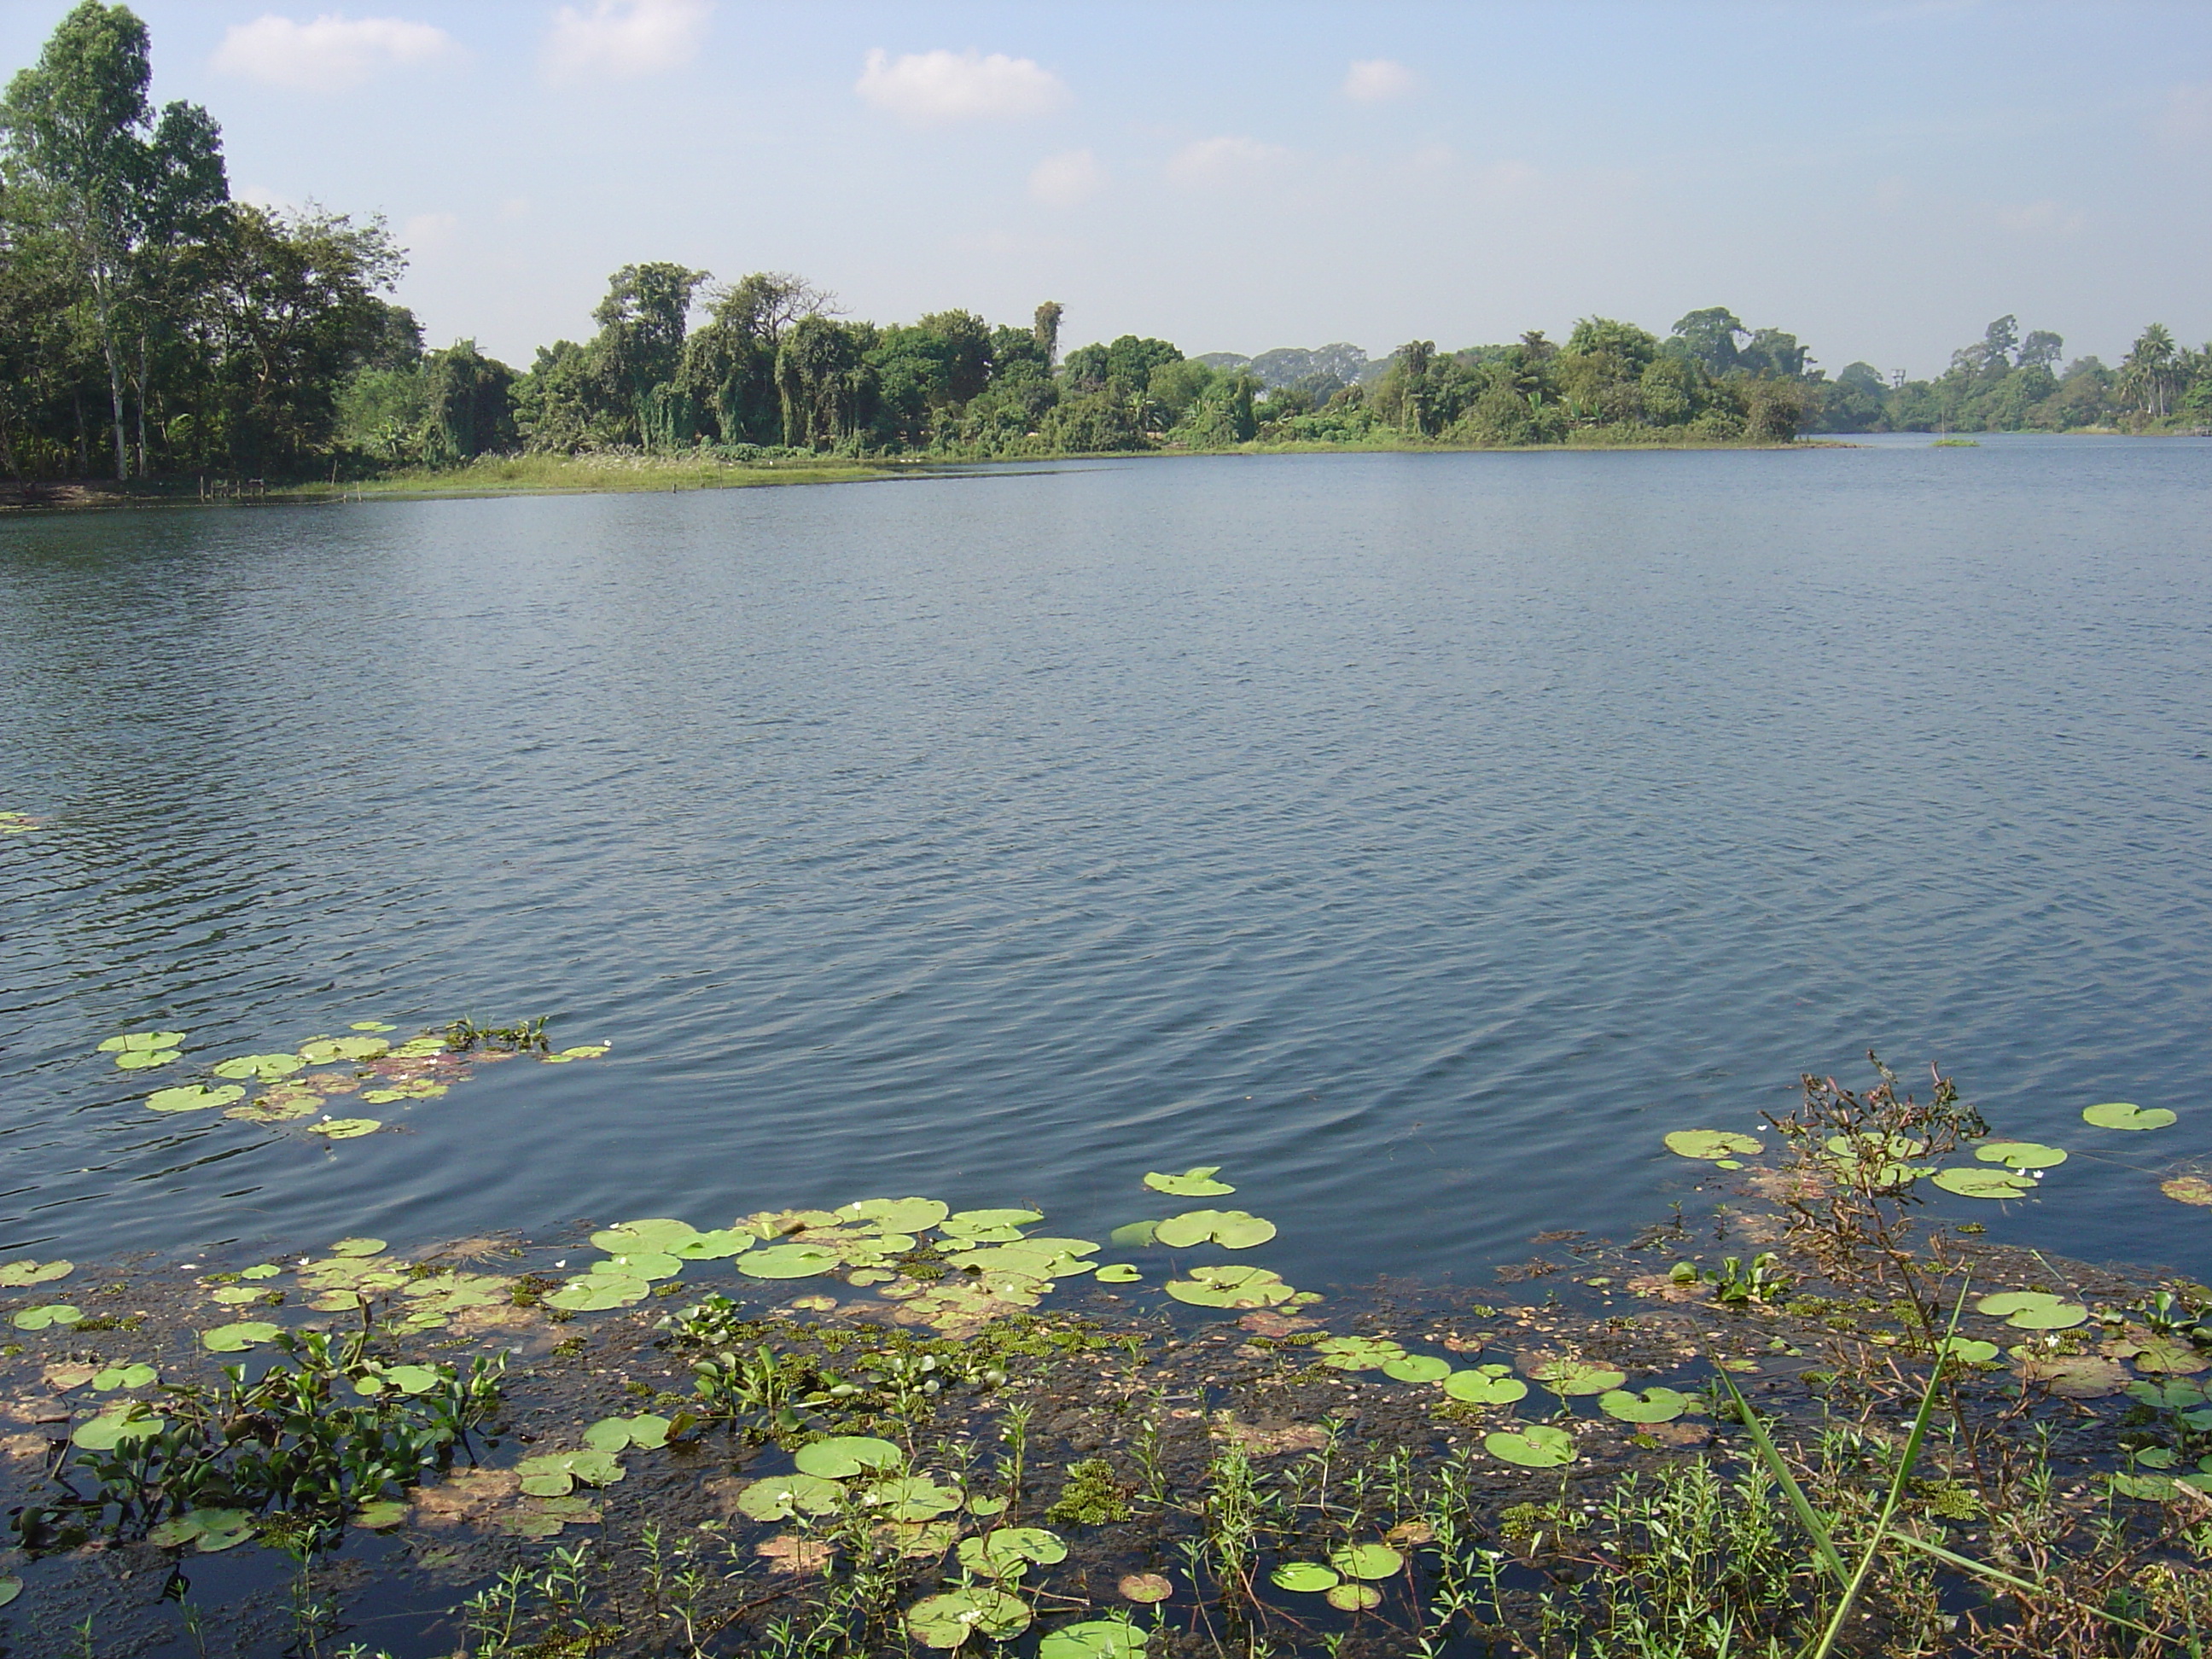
[1037,1621,1147,1658]
[1330,1541,1403,1580]
[1272,1561,1339,1592]
[212,1052,304,1081]
[12,1303,79,1330]
[793,1435,903,1478]
[201,1320,282,1351]
[147,1084,244,1114]
[1598,1386,1690,1423]
[2083,1102,2175,1132]
[1164,1265,1294,1308]
[905,1586,1030,1650]
[1976,1140,2068,1169]
[583,1413,672,1452]
[1486,1423,1576,1467]
[1663,1130,1762,1161]
[736,1472,843,1520]
[1144,1167,1235,1196]
[1150,1209,1277,1249]
[0,1259,72,1287]
[1523,1355,1627,1395]
[1932,1166,2034,1200]
[148,1507,255,1552]
[515,1447,624,1496]
[1443,1366,1528,1406]
[1976,1289,2087,1330]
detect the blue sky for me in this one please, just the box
[7,2,2209,375]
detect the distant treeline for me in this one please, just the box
[3,4,2208,485]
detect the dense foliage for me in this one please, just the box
[4,5,2208,486]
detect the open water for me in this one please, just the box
[1,439,2209,1289]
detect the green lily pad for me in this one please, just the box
[202,1320,282,1351]
[2110,1472,2178,1501]
[91,1363,157,1390]
[1381,1354,1452,1383]
[1095,1263,1140,1283]
[737,1243,842,1280]
[1932,1167,2034,1200]
[354,1498,409,1528]
[1109,1220,1158,1248]
[1326,1583,1382,1611]
[735,1471,844,1520]
[869,1476,962,1521]
[349,1021,398,1032]
[583,1413,672,1452]
[1976,1141,2068,1170]
[1937,1337,2001,1365]
[1443,1369,1528,1406]
[906,1587,1031,1650]
[1271,1561,1340,1592]
[1313,1336,1404,1369]
[545,1273,649,1311]
[835,1196,950,1232]
[1330,1542,1404,1580]
[515,1448,625,1496]
[957,1525,1068,1576]
[329,1237,387,1256]
[309,1117,381,1139]
[1152,1209,1277,1249]
[115,1047,182,1070]
[147,1084,246,1114]
[1486,1424,1576,1468]
[299,1036,391,1064]
[72,1403,166,1449]
[1164,1265,1294,1308]
[1525,1356,1627,1395]
[100,1031,185,1054]
[1144,1167,1236,1196]
[212,1053,306,1081]
[1663,1130,1762,1161]
[1599,1386,1691,1423]
[1975,1290,2087,1330]
[940,1208,1043,1240]
[148,1506,255,1551]
[589,1218,699,1254]
[590,1251,682,1281]
[0,1259,72,1288]
[1038,1621,1148,1659]
[794,1435,903,1478]
[356,1363,441,1395]
[2083,1102,2175,1132]
[670,1228,754,1259]
[12,1304,80,1330]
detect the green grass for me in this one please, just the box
[288,451,894,501]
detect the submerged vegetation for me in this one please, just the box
[4,6,2207,503]
[0,1057,2207,1654]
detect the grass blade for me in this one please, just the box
[1719,1370,1848,1586]
[1882,1528,2163,1642]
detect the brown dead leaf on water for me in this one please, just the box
[3,1396,67,1425]
[451,1302,541,1336]
[1385,1520,1435,1545]
[412,1468,520,1528]
[2020,1354,2128,1398]
[2161,1176,2212,1208]
[759,1537,835,1575]
[1237,1310,1320,1338]
[1640,1421,1712,1448]
[42,1364,96,1392]
[1627,1274,1710,1303]
[1212,1414,1329,1456]
[0,1431,50,1459]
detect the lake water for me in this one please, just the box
[2,439,2209,1291]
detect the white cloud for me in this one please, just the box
[2158,82,2212,145]
[212,14,458,90]
[403,210,459,253]
[1342,58,1419,102]
[544,0,711,84]
[855,48,1068,124]
[1165,135,1290,189]
[1029,148,1107,207]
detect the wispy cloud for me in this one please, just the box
[856,49,1068,124]
[1166,135,1289,189]
[1342,58,1419,102]
[212,14,459,90]
[543,0,711,84]
[1030,148,1107,207]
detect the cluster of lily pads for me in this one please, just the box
[538,1167,1312,1336]
[189,1235,521,1347]
[96,1018,609,1139]
[1663,1097,2184,1202]
[1307,1334,1699,1467]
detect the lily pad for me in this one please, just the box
[1663,1131,1762,1161]
[1038,1621,1148,1659]
[349,1021,397,1032]
[91,1363,157,1390]
[2083,1102,2175,1132]
[330,1237,387,1256]
[905,1587,1031,1650]
[1144,1167,1235,1196]
[100,1031,185,1055]
[299,1036,391,1064]
[1525,1356,1627,1395]
[72,1404,166,1449]
[1443,1369,1528,1406]
[0,1259,72,1288]
[1095,1263,1140,1284]
[1486,1424,1576,1468]
[148,1507,255,1552]
[147,1084,246,1114]
[212,1053,305,1081]
[835,1196,950,1232]
[1975,1289,2087,1330]
[1271,1561,1340,1592]
[1152,1209,1277,1249]
[1599,1386,1691,1423]
[1976,1141,2068,1170]
[737,1243,842,1280]
[671,1228,754,1259]
[957,1525,1068,1577]
[12,1304,80,1330]
[354,1499,410,1529]
[115,1047,182,1070]
[868,1476,962,1521]
[583,1413,672,1452]
[2023,1354,2129,1397]
[309,1118,381,1139]
[736,1472,844,1521]
[591,1251,683,1281]
[201,1320,282,1351]
[357,1364,441,1395]
[545,1273,649,1311]
[590,1219,699,1254]
[1381,1354,1452,1383]
[1109,1220,1158,1248]
[1164,1265,1294,1308]
[515,1448,625,1495]
[1936,1337,2000,1365]
[1330,1542,1404,1580]
[940,1208,1043,1240]
[794,1435,903,1478]
[1932,1167,2034,1200]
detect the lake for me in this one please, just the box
[2,438,2208,1292]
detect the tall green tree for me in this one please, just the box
[0,2,226,479]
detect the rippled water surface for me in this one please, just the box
[3,440,2209,1286]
